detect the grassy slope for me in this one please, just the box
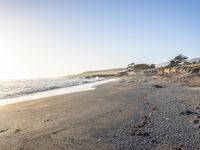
[66,68,126,78]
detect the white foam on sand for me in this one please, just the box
[0,79,118,107]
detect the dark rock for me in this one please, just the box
[142,132,150,137]
[180,110,197,115]
[194,115,200,119]
[195,107,200,110]
[192,120,199,124]
[152,84,165,88]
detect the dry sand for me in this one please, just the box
[0,81,138,150]
[0,76,200,150]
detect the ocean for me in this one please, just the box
[0,77,105,100]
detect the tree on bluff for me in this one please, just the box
[167,54,188,67]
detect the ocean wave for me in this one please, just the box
[0,77,105,100]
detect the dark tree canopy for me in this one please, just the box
[167,54,188,67]
[174,54,188,61]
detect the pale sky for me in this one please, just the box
[0,0,200,79]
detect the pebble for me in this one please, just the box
[192,120,199,124]
[195,107,200,110]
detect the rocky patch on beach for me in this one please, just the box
[97,82,200,150]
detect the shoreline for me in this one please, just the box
[0,78,118,107]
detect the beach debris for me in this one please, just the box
[44,119,50,122]
[180,110,197,115]
[152,84,165,88]
[15,128,21,134]
[0,128,8,134]
[129,114,149,137]
[129,127,149,137]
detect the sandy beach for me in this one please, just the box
[0,76,200,150]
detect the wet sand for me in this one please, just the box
[0,76,200,150]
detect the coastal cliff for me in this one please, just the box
[141,63,200,77]
[156,64,200,76]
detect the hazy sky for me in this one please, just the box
[0,0,200,79]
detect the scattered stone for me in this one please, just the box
[44,119,50,122]
[142,132,150,137]
[172,144,186,150]
[194,115,200,119]
[129,113,149,137]
[138,116,147,128]
[15,128,21,134]
[172,147,185,150]
[195,107,200,110]
[152,84,164,88]
[192,120,199,124]
[152,139,157,143]
[180,110,197,116]
[152,106,157,110]
[129,127,149,137]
